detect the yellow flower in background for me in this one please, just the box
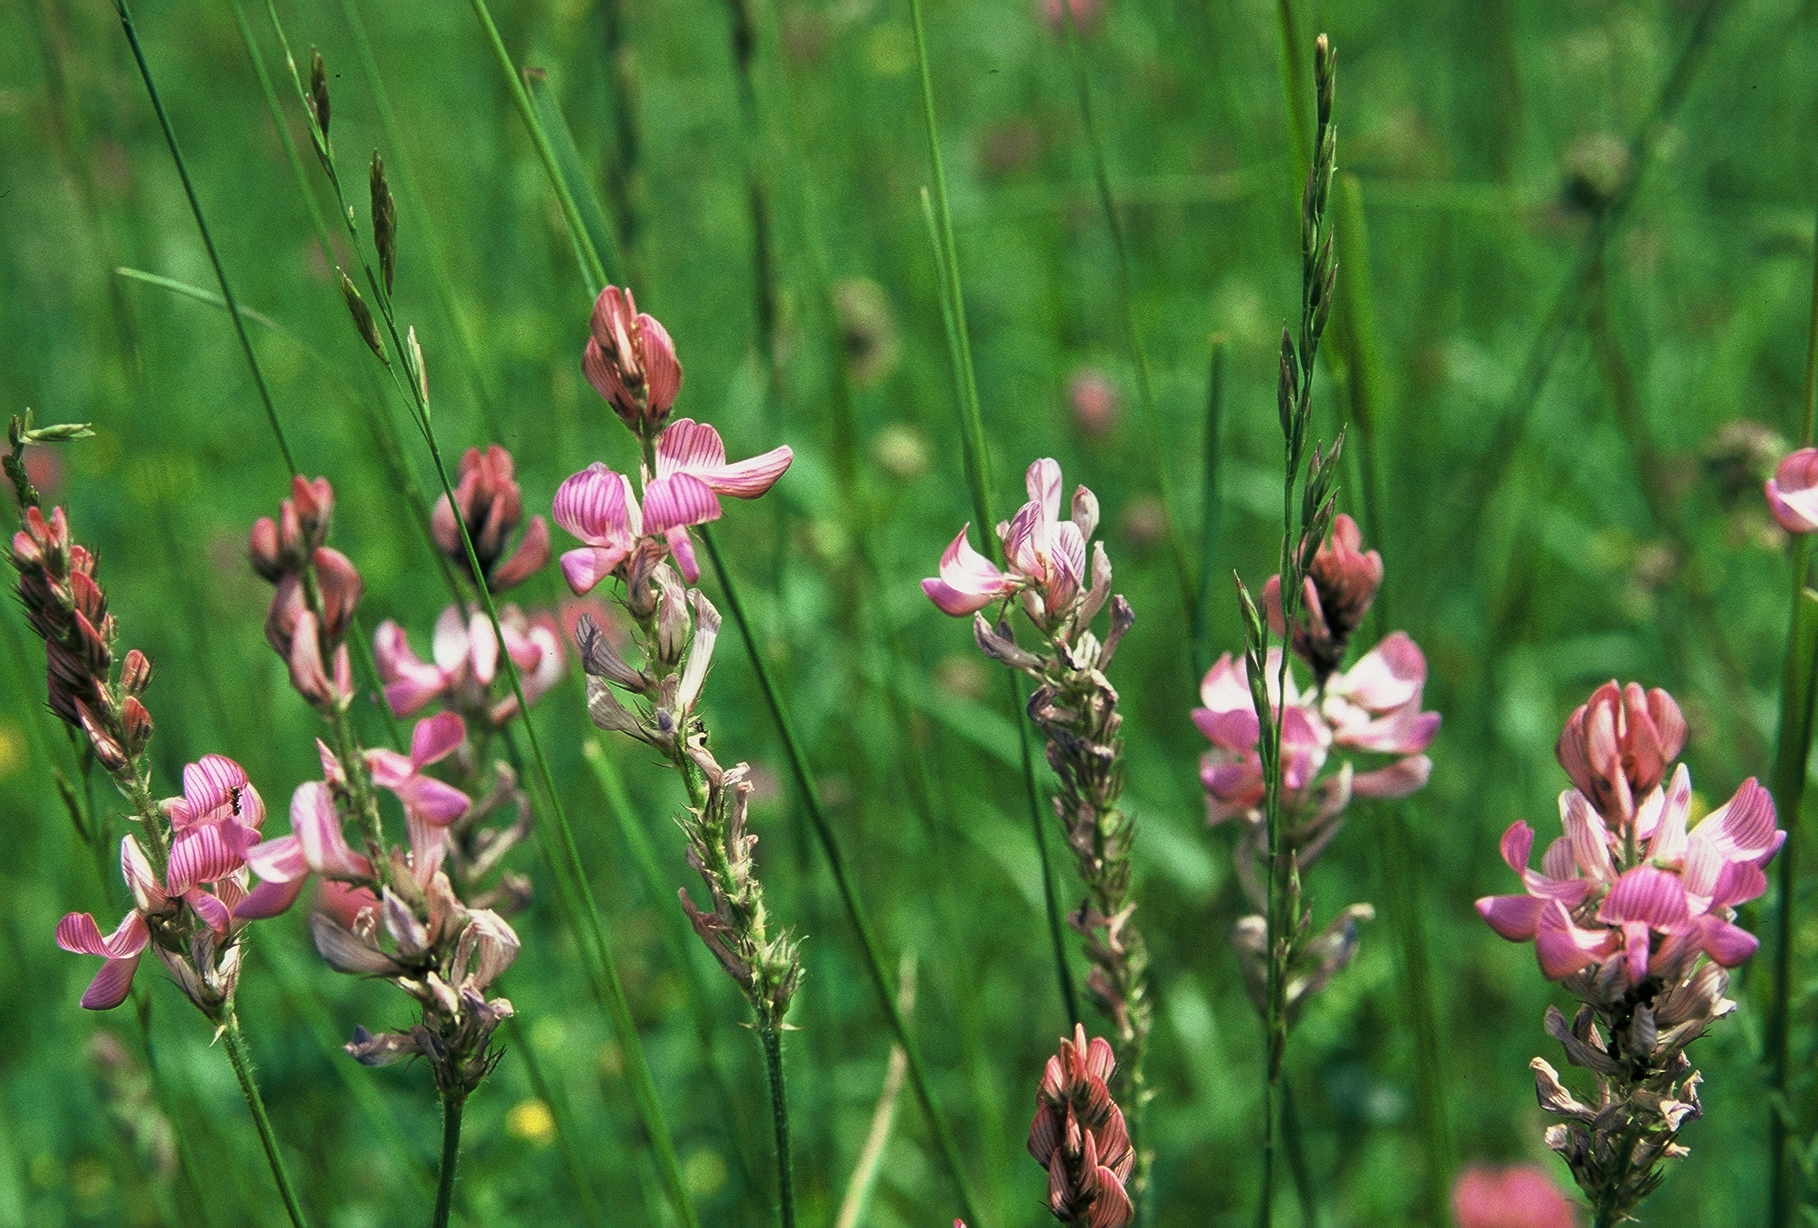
[506,1099,555,1147]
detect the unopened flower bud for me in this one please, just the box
[312,547,363,641]
[121,648,153,696]
[249,516,284,581]
[122,696,154,756]
[292,476,335,549]
[583,284,683,438]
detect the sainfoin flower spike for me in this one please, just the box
[1028,1025,1135,1228]
[1474,679,1777,1223]
[431,444,550,593]
[923,458,1097,630]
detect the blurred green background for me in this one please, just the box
[3,0,1817,1224]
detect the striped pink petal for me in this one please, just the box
[246,834,308,883]
[293,781,372,879]
[666,525,701,583]
[167,826,241,894]
[1597,865,1691,930]
[1024,458,1064,523]
[642,472,721,534]
[1534,900,1617,980]
[121,835,168,912]
[79,954,144,1011]
[182,754,248,823]
[184,887,231,934]
[1477,893,1546,941]
[57,910,149,959]
[554,464,640,545]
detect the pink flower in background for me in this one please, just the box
[1263,513,1384,681]
[1068,369,1118,436]
[1451,1163,1578,1228]
[1322,631,1439,798]
[432,444,550,592]
[1194,650,1328,824]
[1766,446,1818,534]
[1477,762,1781,983]
[1039,0,1103,35]
[552,420,792,591]
[374,604,563,725]
[585,284,683,436]
[367,712,472,886]
[924,459,1089,618]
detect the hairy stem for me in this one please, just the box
[220,1015,312,1228]
[759,1024,796,1228]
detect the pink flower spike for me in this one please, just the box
[922,526,1019,616]
[1767,447,1818,534]
[655,418,794,500]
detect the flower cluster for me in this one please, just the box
[1197,514,1436,1020]
[432,444,550,593]
[250,476,362,711]
[564,283,800,1026]
[1027,1025,1135,1228]
[376,603,564,728]
[1476,681,1778,1223]
[924,458,1151,1186]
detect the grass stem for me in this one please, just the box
[432,1090,466,1228]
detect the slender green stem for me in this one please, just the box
[433,1090,465,1228]
[918,176,1077,1034]
[463,0,607,297]
[1192,342,1226,681]
[759,1025,796,1228]
[1058,0,1195,628]
[112,0,295,475]
[700,525,989,1228]
[220,1016,312,1228]
[1767,190,1818,1227]
[1282,1079,1317,1228]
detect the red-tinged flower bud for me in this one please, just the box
[1029,1025,1133,1228]
[1264,513,1382,683]
[249,516,284,582]
[121,648,153,696]
[122,696,154,756]
[11,527,41,569]
[292,475,335,548]
[433,445,547,591]
[286,607,335,708]
[583,285,683,438]
[76,700,130,773]
[68,568,106,624]
[72,609,112,677]
[312,547,363,641]
[279,500,305,568]
[45,639,91,727]
[266,574,306,657]
[1557,681,1686,827]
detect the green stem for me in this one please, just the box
[220,1016,312,1228]
[1058,0,1195,628]
[699,525,989,1228]
[759,1025,796,1228]
[432,1091,465,1228]
[111,0,295,475]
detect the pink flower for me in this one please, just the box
[553,420,792,591]
[1451,1163,1579,1228]
[1068,369,1118,436]
[431,445,550,592]
[240,776,378,920]
[1028,1024,1133,1228]
[58,755,267,1009]
[642,418,793,582]
[584,284,683,436]
[1262,513,1383,682]
[374,605,564,725]
[1477,766,1781,984]
[1766,446,1818,534]
[923,459,1089,619]
[1320,631,1439,798]
[1194,650,1328,825]
[367,712,473,886]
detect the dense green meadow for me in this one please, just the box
[3,0,1817,1224]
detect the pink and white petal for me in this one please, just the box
[1192,706,1261,754]
[666,525,701,583]
[1644,765,1693,863]
[1708,859,1769,911]
[1198,655,1251,712]
[317,739,344,786]
[1767,459,1818,534]
[183,754,248,822]
[560,545,631,596]
[399,775,471,826]
[167,826,241,894]
[936,527,1017,598]
[246,834,308,883]
[1024,458,1064,524]
[642,472,721,534]
[1541,836,1578,883]
[654,418,727,479]
[1597,865,1691,930]
[411,711,468,768]
[79,954,143,1011]
[184,887,231,934]
[467,611,499,686]
[1620,920,1653,981]
[407,813,450,889]
[553,463,636,545]
[294,781,372,879]
[1335,702,1441,755]
[235,875,307,920]
[366,747,414,790]
[1477,893,1546,942]
[641,315,683,409]
[1049,520,1087,593]
[236,782,266,832]
[432,605,470,673]
[121,835,168,912]
[1332,632,1427,712]
[1696,915,1761,967]
[1561,790,1617,884]
[700,445,794,499]
[1691,777,1780,863]
[1351,755,1432,799]
[921,578,997,617]
[1535,901,1617,980]
[1499,822,1536,876]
